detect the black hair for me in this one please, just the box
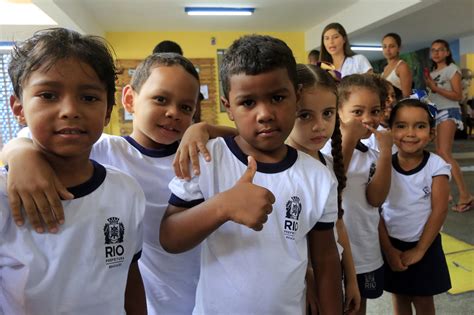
[308,49,320,62]
[370,74,389,110]
[338,73,381,107]
[296,64,346,218]
[389,98,435,128]
[431,39,454,70]
[320,23,355,64]
[383,33,402,47]
[131,53,199,93]
[152,40,183,55]
[219,34,297,99]
[8,27,117,110]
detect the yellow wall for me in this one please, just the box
[105,31,306,133]
[461,53,474,98]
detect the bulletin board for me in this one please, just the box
[114,58,218,136]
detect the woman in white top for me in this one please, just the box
[424,39,472,212]
[382,33,413,98]
[320,23,372,77]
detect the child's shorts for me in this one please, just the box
[383,234,451,296]
[356,265,384,299]
[436,107,464,129]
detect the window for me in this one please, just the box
[0,47,20,150]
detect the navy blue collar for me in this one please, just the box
[67,160,106,199]
[124,136,178,157]
[355,141,368,152]
[318,151,326,165]
[224,136,297,174]
[392,151,430,175]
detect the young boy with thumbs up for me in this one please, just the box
[160,34,342,315]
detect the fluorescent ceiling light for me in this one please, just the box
[0,1,57,25]
[351,46,383,51]
[185,7,254,16]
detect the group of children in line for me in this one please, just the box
[0,28,452,315]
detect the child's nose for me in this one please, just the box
[165,104,179,119]
[257,102,274,122]
[59,97,80,119]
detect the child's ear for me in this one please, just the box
[122,85,135,114]
[295,84,303,104]
[10,95,25,122]
[429,127,436,141]
[221,96,234,121]
[104,106,113,126]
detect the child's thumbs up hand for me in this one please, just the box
[223,156,275,231]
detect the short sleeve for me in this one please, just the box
[318,179,338,224]
[447,63,461,80]
[356,54,372,73]
[168,175,205,207]
[432,154,452,180]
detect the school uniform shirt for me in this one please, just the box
[0,161,145,315]
[340,54,373,78]
[168,136,338,315]
[90,134,201,315]
[429,63,461,110]
[322,141,383,274]
[382,151,451,242]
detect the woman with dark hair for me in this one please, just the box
[425,39,472,212]
[320,22,372,77]
[381,33,413,97]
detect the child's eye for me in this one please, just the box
[272,95,284,103]
[323,110,335,119]
[297,112,312,120]
[372,109,381,115]
[155,96,166,104]
[394,123,405,129]
[180,104,194,113]
[38,92,57,100]
[241,99,255,107]
[416,123,427,129]
[82,95,99,102]
[352,110,362,116]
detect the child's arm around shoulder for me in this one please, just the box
[173,122,238,180]
[1,137,73,233]
[160,156,275,253]
[366,126,393,207]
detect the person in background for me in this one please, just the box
[308,49,320,65]
[424,39,472,212]
[320,22,372,77]
[152,40,183,55]
[381,33,413,98]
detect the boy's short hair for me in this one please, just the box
[152,40,183,55]
[131,53,200,93]
[8,27,117,110]
[219,34,297,99]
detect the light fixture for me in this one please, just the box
[185,7,254,16]
[0,42,13,51]
[351,46,383,51]
[0,1,57,26]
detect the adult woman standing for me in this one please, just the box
[381,33,413,98]
[320,22,372,77]
[425,39,472,212]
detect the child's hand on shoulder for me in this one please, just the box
[173,122,212,180]
[341,118,368,143]
[401,247,424,267]
[222,156,275,231]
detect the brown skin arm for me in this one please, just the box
[124,261,147,315]
[309,227,343,315]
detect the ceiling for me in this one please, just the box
[1,0,473,61]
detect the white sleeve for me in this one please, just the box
[447,64,461,80]
[318,179,338,224]
[168,175,204,206]
[432,155,452,180]
[356,54,372,73]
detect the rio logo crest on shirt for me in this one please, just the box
[284,196,302,240]
[104,217,125,268]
